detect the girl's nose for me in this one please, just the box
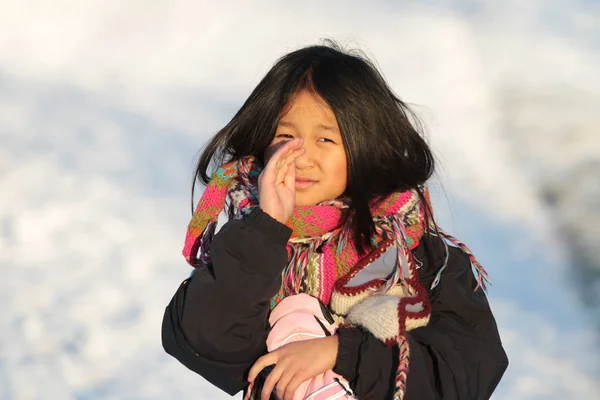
[294,146,315,169]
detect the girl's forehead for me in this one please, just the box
[280,91,336,121]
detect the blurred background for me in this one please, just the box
[1,0,599,399]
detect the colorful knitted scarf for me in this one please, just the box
[182,155,489,400]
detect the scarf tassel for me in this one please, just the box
[393,335,411,400]
[282,240,320,297]
[429,225,490,292]
[198,220,218,265]
[378,216,411,294]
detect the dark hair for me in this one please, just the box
[194,40,437,254]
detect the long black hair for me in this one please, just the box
[194,40,437,254]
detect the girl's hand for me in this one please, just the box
[259,138,305,225]
[248,335,339,400]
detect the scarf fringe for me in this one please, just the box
[243,382,254,400]
[282,232,339,299]
[378,215,411,294]
[394,335,411,400]
[428,225,490,292]
[198,220,217,265]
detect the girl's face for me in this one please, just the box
[268,90,348,206]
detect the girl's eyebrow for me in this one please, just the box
[278,121,296,128]
[315,124,338,133]
[279,120,339,133]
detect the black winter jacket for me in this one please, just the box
[162,208,508,399]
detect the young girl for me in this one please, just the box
[162,42,508,400]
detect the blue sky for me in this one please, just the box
[1,1,599,399]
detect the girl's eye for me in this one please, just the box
[275,134,294,139]
[318,137,335,143]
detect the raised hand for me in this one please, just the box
[259,138,305,225]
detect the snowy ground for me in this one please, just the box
[1,1,599,399]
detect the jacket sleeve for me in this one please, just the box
[161,208,292,396]
[333,237,509,400]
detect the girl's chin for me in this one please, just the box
[295,193,333,207]
[294,193,318,207]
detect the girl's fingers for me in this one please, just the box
[275,147,304,186]
[266,138,302,167]
[263,139,292,164]
[282,156,297,190]
[274,370,294,400]
[283,376,305,400]
[261,364,284,400]
[263,138,303,183]
[248,353,276,382]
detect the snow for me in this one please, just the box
[1,1,599,399]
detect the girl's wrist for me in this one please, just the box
[325,334,339,369]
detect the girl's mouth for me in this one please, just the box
[295,178,317,189]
